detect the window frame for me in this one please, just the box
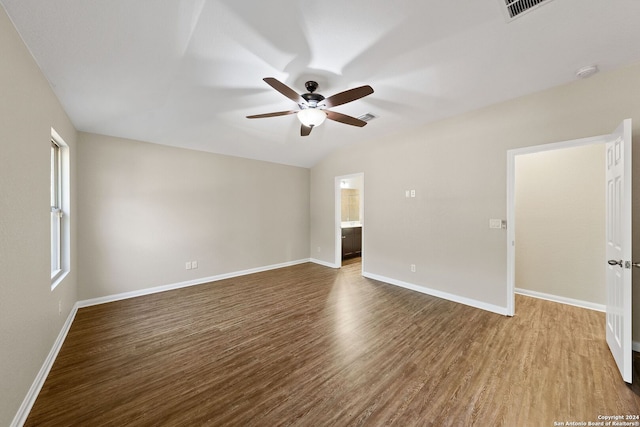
[51,140,62,279]
[50,129,69,289]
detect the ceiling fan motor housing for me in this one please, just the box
[301,81,325,108]
[301,93,325,108]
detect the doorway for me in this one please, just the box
[335,173,364,270]
[506,134,607,315]
[508,120,632,383]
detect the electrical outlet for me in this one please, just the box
[410,264,416,273]
[317,246,321,253]
[410,189,416,198]
[58,300,62,315]
[185,261,192,270]
[192,260,198,269]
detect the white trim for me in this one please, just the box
[362,271,509,316]
[506,151,515,316]
[51,270,69,292]
[13,258,313,425]
[515,288,606,312]
[11,303,79,427]
[506,133,607,316]
[508,134,607,157]
[11,258,632,426]
[310,258,339,269]
[334,176,342,268]
[77,259,310,308]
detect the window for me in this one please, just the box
[50,140,62,278]
[50,129,69,288]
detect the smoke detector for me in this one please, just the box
[575,65,599,79]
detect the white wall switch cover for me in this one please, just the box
[489,219,502,229]
[192,261,198,269]
[185,261,192,270]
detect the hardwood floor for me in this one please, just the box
[27,261,640,426]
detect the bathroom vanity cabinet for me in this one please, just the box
[341,226,362,259]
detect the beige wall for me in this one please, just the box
[0,6,78,425]
[515,145,605,304]
[310,61,640,337]
[77,133,310,300]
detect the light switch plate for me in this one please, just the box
[489,219,502,229]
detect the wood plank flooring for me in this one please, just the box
[26,261,640,426]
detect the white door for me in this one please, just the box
[605,119,632,383]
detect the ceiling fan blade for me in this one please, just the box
[326,111,367,127]
[263,77,305,104]
[246,110,298,119]
[301,124,313,136]
[321,85,374,108]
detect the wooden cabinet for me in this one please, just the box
[341,227,362,259]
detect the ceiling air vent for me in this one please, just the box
[501,0,556,20]
[357,112,378,122]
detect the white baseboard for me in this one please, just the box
[516,289,640,354]
[13,258,311,425]
[309,258,339,269]
[11,303,79,427]
[78,258,311,308]
[362,271,509,316]
[516,290,640,357]
[14,261,637,426]
[515,288,606,312]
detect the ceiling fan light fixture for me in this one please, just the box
[248,78,374,136]
[297,108,327,127]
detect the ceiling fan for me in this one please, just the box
[247,78,374,136]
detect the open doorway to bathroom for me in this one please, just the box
[335,173,364,269]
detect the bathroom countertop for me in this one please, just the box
[341,222,362,228]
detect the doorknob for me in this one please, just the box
[607,259,640,268]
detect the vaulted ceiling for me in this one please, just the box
[2,0,640,167]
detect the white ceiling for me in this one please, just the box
[2,0,640,167]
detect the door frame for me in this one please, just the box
[506,134,607,316]
[335,173,364,270]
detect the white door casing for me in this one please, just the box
[506,119,632,384]
[506,134,608,316]
[605,119,632,384]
